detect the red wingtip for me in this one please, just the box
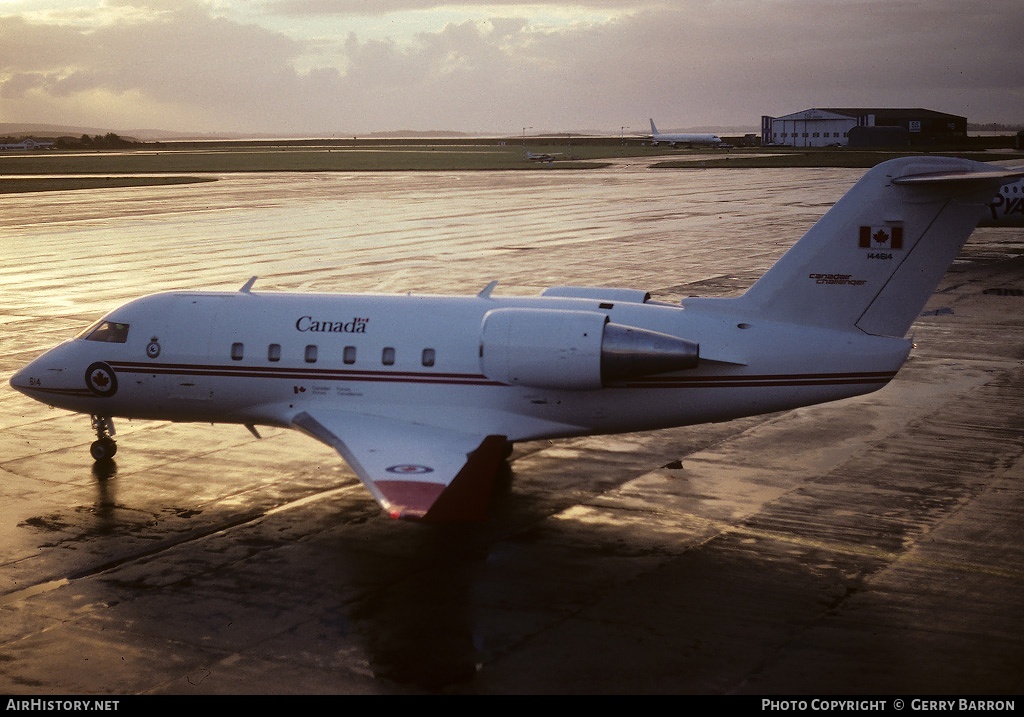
[373,435,508,522]
[421,435,508,523]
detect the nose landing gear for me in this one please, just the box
[90,415,117,461]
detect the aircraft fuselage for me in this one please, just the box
[13,288,911,443]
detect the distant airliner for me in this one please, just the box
[978,176,1024,227]
[11,157,1023,523]
[646,118,723,147]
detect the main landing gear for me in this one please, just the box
[90,415,117,461]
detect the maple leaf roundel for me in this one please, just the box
[85,362,118,397]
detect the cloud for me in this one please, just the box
[1,2,310,130]
[0,0,1021,134]
[267,0,637,15]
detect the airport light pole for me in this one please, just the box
[522,126,532,152]
[621,125,630,145]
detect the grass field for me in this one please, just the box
[2,139,1022,194]
[652,148,1024,169]
[0,175,218,193]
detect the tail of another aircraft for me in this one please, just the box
[712,157,1024,338]
[650,118,659,135]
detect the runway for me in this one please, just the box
[1,163,1023,694]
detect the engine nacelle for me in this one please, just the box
[481,308,607,389]
[480,308,699,390]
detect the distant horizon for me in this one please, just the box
[2,121,1021,145]
[0,121,768,142]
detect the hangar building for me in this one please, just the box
[761,108,967,148]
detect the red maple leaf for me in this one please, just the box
[92,371,109,388]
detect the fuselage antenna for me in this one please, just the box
[478,280,498,298]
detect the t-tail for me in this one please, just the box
[708,157,1024,337]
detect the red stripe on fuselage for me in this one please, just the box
[108,361,896,390]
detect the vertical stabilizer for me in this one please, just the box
[732,157,1023,337]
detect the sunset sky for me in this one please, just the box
[1,0,1021,136]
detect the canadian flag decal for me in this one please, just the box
[859,225,903,250]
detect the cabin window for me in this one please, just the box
[382,347,395,366]
[267,344,281,362]
[231,342,244,361]
[81,320,130,343]
[421,348,436,367]
[343,346,357,365]
[305,345,318,363]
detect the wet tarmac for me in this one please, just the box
[1,160,1023,695]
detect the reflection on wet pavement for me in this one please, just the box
[1,165,1023,694]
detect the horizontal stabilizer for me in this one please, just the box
[892,167,1024,186]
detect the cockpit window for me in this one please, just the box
[80,320,130,343]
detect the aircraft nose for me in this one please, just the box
[10,360,50,396]
[9,352,69,400]
[9,366,30,395]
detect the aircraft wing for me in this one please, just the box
[291,410,507,522]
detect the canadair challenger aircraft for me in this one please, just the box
[10,157,1024,522]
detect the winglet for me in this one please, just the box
[416,435,507,522]
[239,276,258,293]
[291,410,509,524]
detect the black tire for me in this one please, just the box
[90,437,117,461]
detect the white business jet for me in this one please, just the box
[11,157,1023,522]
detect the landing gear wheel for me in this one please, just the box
[89,415,117,462]
[90,437,117,461]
